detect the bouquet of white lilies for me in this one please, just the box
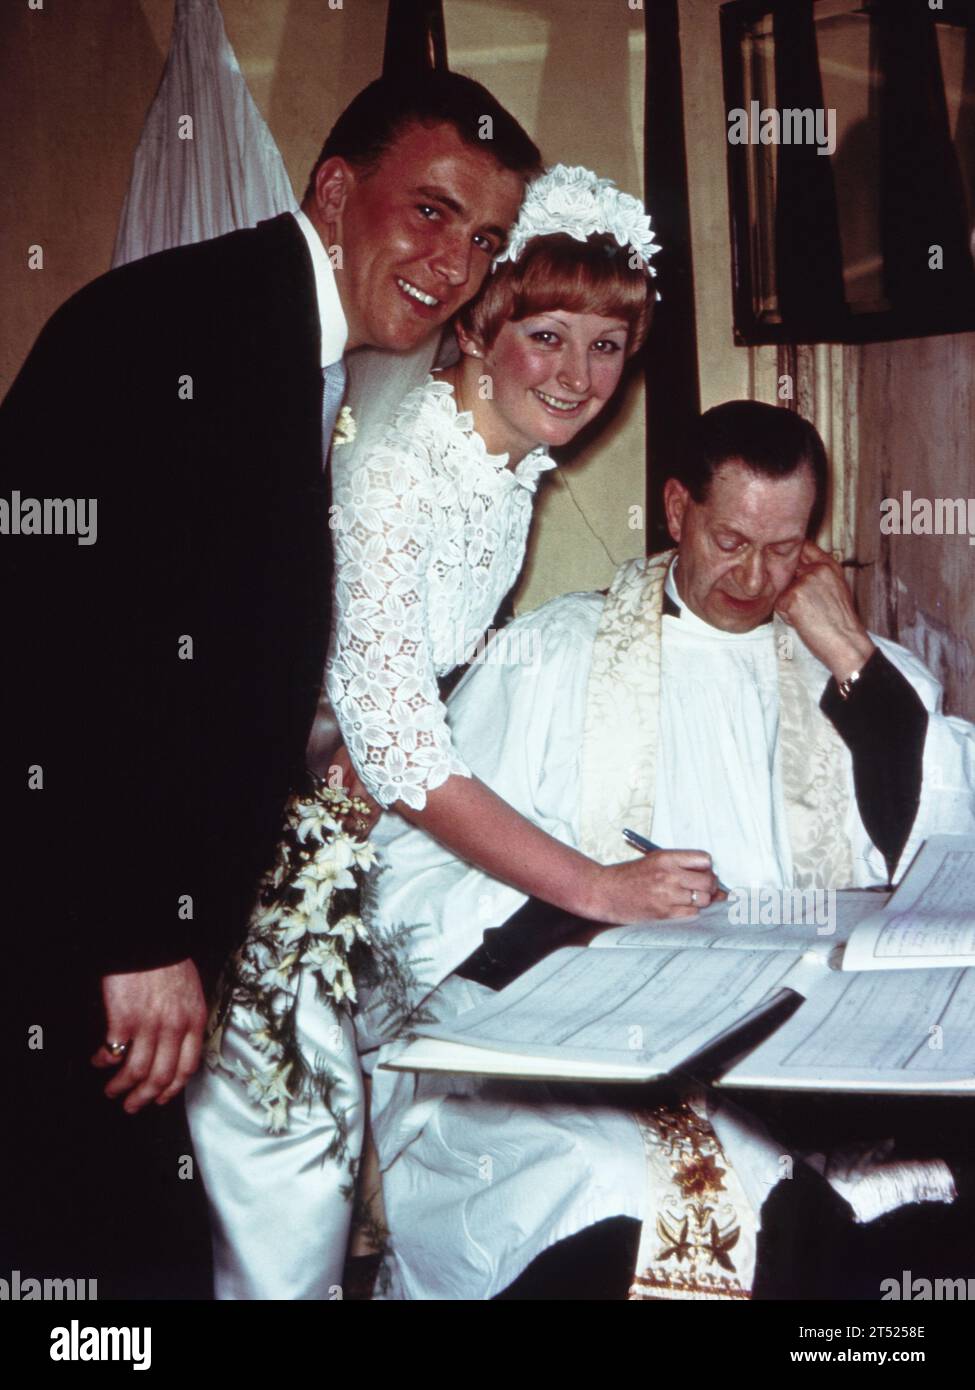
[206,781,376,1141]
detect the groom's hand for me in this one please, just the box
[91,959,207,1113]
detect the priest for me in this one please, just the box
[357,400,975,1300]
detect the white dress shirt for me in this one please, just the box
[292,208,347,367]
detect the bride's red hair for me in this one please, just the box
[459,232,653,358]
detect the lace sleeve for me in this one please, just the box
[326,439,473,811]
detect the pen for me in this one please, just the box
[622,828,731,896]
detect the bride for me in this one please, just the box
[188,165,721,1298]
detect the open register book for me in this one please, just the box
[384,836,975,1094]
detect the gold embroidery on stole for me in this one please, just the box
[578,551,853,1299]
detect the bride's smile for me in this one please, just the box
[455,309,630,463]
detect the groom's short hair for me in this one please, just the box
[303,72,542,199]
[676,400,828,538]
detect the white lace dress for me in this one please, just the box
[327,374,555,810]
[186,373,554,1298]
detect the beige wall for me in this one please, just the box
[1,0,646,615]
[855,334,975,721]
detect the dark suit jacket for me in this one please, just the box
[2,213,332,992]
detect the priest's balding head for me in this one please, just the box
[664,401,828,633]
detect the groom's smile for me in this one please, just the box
[395,276,441,310]
[309,121,525,353]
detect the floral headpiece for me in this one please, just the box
[494,163,660,278]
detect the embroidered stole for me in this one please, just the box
[577,551,853,1298]
[579,550,854,887]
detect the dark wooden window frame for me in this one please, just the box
[720,0,975,346]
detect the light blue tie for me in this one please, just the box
[305,358,348,776]
[321,359,348,469]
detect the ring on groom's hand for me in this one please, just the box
[105,1039,130,1059]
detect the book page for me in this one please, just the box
[397,945,813,1081]
[384,1034,660,1083]
[843,835,975,972]
[719,966,975,1094]
[594,889,879,958]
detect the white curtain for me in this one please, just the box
[112,0,297,268]
[749,342,860,563]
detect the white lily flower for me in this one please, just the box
[245,1070,269,1103]
[352,841,377,870]
[332,966,357,1004]
[312,952,341,985]
[248,1026,276,1053]
[259,961,296,992]
[304,939,340,970]
[253,903,285,931]
[328,913,365,948]
[280,916,309,947]
[264,1100,289,1134]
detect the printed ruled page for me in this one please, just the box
[594,889,877,957]
[719,966,975,1094]
[843,835,975,972]
[394,945,807,1081]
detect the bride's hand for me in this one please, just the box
[330,744,382,836]
[587,850,722,922]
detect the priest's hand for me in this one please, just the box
[91,960,208,1113]
[592,850,722,921]
[775,541,875,682]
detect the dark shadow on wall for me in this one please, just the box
[267,0,389,194]
[531,0,642,193]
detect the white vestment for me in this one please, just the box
[360,569,975,1300]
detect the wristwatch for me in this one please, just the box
[837,667,862,700]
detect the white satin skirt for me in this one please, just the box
[185,970,364,1300]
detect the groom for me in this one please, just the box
[2,70,537,1293]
